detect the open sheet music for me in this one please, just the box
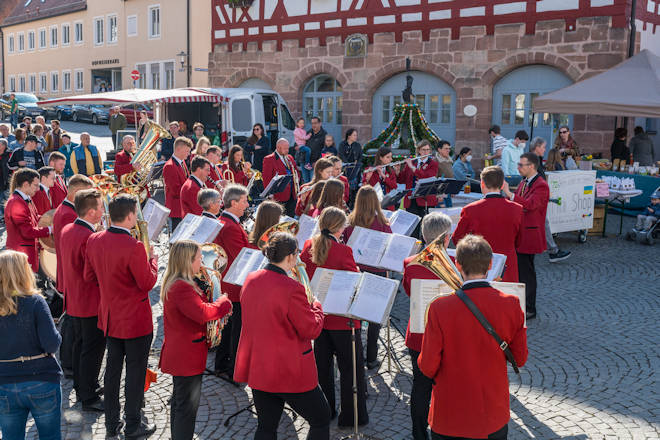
[388,209,421,236]
[445,248,507,281]
[373,183,384,202]
[296,214,319,250]
[429,207,463,233]
[223,247,268,286]
[491,281,527,327]
[346,226,419,272]
[142,198,170,242]
[310,269,400,326]
[169,214,223,244]
[410,279,455,333]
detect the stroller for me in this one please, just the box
[626,187,660,245]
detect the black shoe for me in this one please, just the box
[526,311,537,320]
[548,250,571,263]
[366,359,380,370]
[82,398,104,412]
[106,421,125,439]
[124,421,156,439]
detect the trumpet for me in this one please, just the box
[363,153,434,174]
[222,167,235,183]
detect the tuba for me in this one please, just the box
[197,243,231,348]
[258,221,315,304]
[121,120,171,187]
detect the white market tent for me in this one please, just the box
[36,87,226,106]
[533,49,660,118]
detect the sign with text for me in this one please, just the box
[546,170,596,234]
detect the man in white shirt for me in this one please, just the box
[501,130,529,176]
[486,125,508,166]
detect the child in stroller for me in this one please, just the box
[627,188,660,244]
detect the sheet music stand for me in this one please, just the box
[259,174,293,199]
[381,188,410,210]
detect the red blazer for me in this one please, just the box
[295,183,313,217]
[513,174,549,254]
[338,175,350,203]
[163,157,188,218]
[59,220,100,318]
[84,227,158,338]
[4,192,50,272]
[262,153,299,202]
[32,187,52,215]
[453,195,523,282]
[221,162,249,186]
[400,159,439,208]
[342,217,392,274]
[216,212,249,302]
[402,254,439,352]
[234,266,324,392]
[160,280,232,376]
[363,168,397,195]
[418,282,528,438]
[53,200,77,292]
[51,175,67,208]
[208,164,222,188]
[300,238,361,330]
[180,176,204,216]
[113,149,134,183]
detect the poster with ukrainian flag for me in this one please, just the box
[546,170,597,234]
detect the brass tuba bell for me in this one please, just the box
[197,243,231,348]
[121,120,171,187]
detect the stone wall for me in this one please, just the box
[209,16,632,157]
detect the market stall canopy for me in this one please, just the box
[533,49,660,118]
[37,88,226,107]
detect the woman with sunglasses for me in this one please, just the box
[244,123,271,172]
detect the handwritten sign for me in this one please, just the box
[546,170,596,233]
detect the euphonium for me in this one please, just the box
[121,120,171,187]
[258,221,314,304]
[197,243,231,348]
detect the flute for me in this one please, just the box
[363,153,433,174]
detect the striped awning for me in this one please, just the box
[37,88,225,107]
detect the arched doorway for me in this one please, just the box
[493,65,573,151]
[239,78,272,89]
[302,74,343,142]
[372,71,456,144]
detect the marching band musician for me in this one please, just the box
[326,156,350,205]
[247,200,283,249]
[235,232,330,439]
[197,189,222,220]
[113,135,141,184]
[180,156,211,217]
[418,235,527,440]
[4,168,51,272]
[204,146,224,189]
[213,184,250,378]
[453,166,522,282]
[59,188,106,412]
[299,181,326,217]
[163,137,193,230]
[309,179,346,218]
[222,145,250,186]
[295,158,333,216]
[84,194,159,439]
[33,166,56,215]
[402,212,452,440]
[343,185,392,370]
[401,140,440,221]
[159,240,232,440]
[48,152,68,207]
[363,147,398,209]
[300,207,369,427]
[262,138,300,218]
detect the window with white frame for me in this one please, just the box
[127,15,137,37]
[9,76,16,92]
[75,69,84,91]
[50,26,58,47]
[136,64,147,88]
[63,71,71,92]
[107,15,118,43]
[39,28,46,49]
[51,72,59,93]
[164,62,175,89]
[62,24,70,45]
[40,73,48,93]
[7,35,14,53]
[29,74,36,93]
[19,76,26,92]
[74,22,83,44]
[28,30,35,51]
[94,18,104,45]
[150,63,161,89]
[18,33,25,52]
[148,5,160,38]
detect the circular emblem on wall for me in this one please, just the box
[463,105,478,117]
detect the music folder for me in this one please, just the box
[381,187,410,210]
[387,209,421,236]
[310,268,400,326]
[224,247,268,286]
[445,248,507,281]
[411,177,466,199]
[260,174,293,198]
[141,198,170,242]
[169,214,223,244]
[345,226,420,272]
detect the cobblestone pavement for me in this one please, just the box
[4,214,659,439]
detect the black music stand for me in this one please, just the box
[342,162,362,183]
[411,178,466,201]
[381,188,410,210]
[259,174,292,199]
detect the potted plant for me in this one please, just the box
[226,0,254,7]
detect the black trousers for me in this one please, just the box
[105,333,153,432]
[431,424,508,440]
[170,374,203,440]
[214,302,241,375]
[516,253,537,314]
[59,314,74,370]
[409,349,433,440]
[366,323,381,364]
[71,315,105,404]
[171,217,182,232]
[407,199,428,239]
[252,386,330,440]
[314,328,368,426]
[282,196,296,219]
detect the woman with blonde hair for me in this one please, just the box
[159,240,232,440]
[310,178,346,217]
[545,148,566,171]
[248,200,283,248]
[193,136,211,158]
[0,250,62,440]
[300,207,369,427]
